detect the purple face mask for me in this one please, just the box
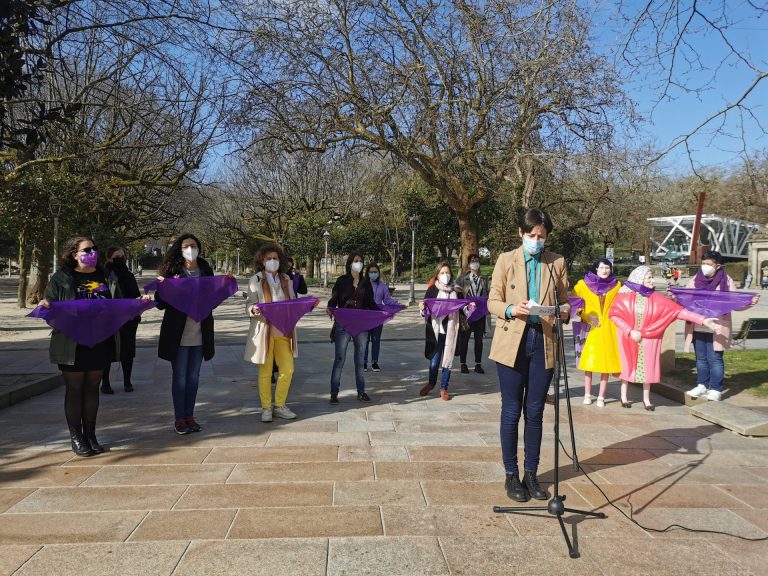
[79,250,99,267]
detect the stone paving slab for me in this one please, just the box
[0,511,146,544]
[0,545,40,576]
[129,509,237,541]
[230,505,383,539]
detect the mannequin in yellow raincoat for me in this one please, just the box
[571,259,622,407]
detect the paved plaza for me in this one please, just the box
[1,277,767,575]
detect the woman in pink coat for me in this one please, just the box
[609,266,718,410]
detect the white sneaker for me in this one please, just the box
[705,390,722,402]
[686,384,708,398]
[273,406,297,420]
[596,397,605,408]
[261,407,273,422]
[583,396,592,405]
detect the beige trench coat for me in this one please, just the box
[244,272,299,365]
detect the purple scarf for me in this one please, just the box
[669,287,755,317]
[28,299,156,348]
[329,306,402,337]
[583,272,618,296]
[257,296,319,335]
[623,281,654,297]
[694,268,729,291]
[423,298,473,319]
[568,296,585,318]
[145,275,238,322]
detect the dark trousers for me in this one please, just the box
[497,324,553,476]
[458,318,485,364]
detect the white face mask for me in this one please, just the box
[701,264,716,277]
[265,259,280,273]
[469,262,480,271]
[182,246,198,262]
[439,273,451,285]
[351,262,364,273]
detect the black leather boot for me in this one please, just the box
[83,422,105,453]
[69,425,95,457]
[522,471,549,501]
[505,473,529,502]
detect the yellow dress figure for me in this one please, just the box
[571,259,622,407]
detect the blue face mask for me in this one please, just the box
[522,237,545,255]
[369,273,379,281]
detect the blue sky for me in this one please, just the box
[596,1,768,173]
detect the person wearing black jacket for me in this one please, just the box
[156,233,215,435]
[101,246,141,394]
[39,236,122,456]
[326,252,378,404]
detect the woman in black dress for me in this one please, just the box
[39,237,121,456]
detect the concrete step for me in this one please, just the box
[688,401,768,436]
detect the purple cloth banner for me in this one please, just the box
[568,296,585,318]
[144,275,238,322]
[257,297,319,334]
[27,299,156,348]
[329,307,401,337]
[423,298,473,319]
[669,288,756,317]
[466,297,488,321]
[572,321,590,360]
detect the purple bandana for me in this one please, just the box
[572,321,590,360]
[669,287,755,317]
[145,275,238,322]
[257,297,319,334]
[466,296,488,320]
[568,296,585,318]
[28,299,156,348]
[329,307,402,337]
[423,298,473,319]
[583,272,618,296]
[623,281,655,297]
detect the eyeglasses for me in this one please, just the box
[79,246,98,253]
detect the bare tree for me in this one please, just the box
[617,1,767,168]
[218,0,628,269]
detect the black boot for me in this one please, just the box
[505,473,529,502]
[69,425,95,457]
[522,471,549,501]
[83,422,105,453]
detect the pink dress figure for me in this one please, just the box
[609,266,716,411]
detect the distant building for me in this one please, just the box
[648,214,760,261]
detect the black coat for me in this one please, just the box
[156,258,215,362]
[327,274,378,310]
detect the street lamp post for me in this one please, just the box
[407,215,419,305]
[323,230,331,288]
[391,241,397,288]
[236,247,241,276]
[48,196,63,274]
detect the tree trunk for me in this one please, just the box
[16,230,30,308]
[305,255,315,279]
[457,213,479,273]
[26,244,51,305]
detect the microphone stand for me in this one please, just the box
[493,273,605,559]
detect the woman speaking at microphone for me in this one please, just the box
[487,208,570,503]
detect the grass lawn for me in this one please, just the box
[668,350,768,398]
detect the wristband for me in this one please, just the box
[505,304,514,319]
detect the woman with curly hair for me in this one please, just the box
[39,237,122,456]
[156,233,215,434]
[245,243,312,422]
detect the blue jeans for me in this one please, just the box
[428,333,451,390]
[693,333,724,392]
[331,325,368,395]
[497,324,553,476]
[364,324,383,364]
[171,345,203,420]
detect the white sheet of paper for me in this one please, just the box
[526,299,556,316]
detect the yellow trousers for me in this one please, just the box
[258,336,295,409]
